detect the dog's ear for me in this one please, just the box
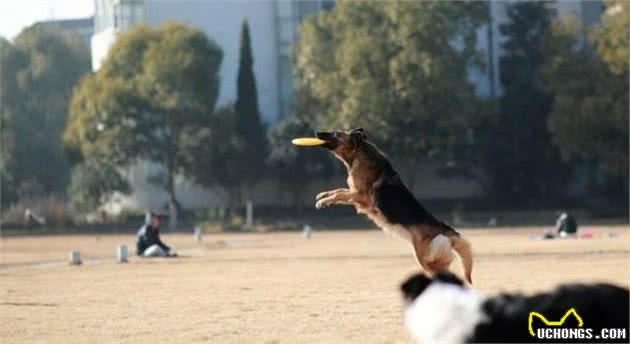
[401,273,434,302]
[350,128,367,142]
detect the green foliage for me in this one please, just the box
[68,159,131,212]
[542,9,629,198]
[234,20,268,194]
[487,1,568,202]
[65,23,223,201]
[183,104,243,206]
[1,26,90,206]
[267,113,334,207]
[186,21,265,210]
[593,0,629,75]
[295,1,488,186]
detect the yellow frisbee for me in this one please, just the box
[291,137,326,146]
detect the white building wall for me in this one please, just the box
[91,27,118,70]
[143,1,280,123]
[118,160,228,210]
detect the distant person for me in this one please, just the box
[24,208,45,227]
[136,212,176,257]
[556,212,578,237]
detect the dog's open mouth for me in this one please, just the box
[315,131,338,149]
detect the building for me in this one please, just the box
[32,17,94,46]
[92,0,332,123]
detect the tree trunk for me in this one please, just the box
[167,171,178,231]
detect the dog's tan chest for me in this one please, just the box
[348,160,378,194]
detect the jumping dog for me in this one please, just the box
[314,128,473,283]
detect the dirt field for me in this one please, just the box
[1,226,629,343]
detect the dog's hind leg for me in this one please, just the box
[450,235,473,284]
[412,235,454,276]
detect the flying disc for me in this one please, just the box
[291,137,326,146]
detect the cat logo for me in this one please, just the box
[528,308,584,337]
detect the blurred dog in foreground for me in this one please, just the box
[314,128,473,283]
[401,272,629,343]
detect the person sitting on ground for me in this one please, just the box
[556,212,578,237]
[136,212,176,257]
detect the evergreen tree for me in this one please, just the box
[234,19,267,203]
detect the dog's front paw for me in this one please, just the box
[315,191,330,201]
[315,199,330,209]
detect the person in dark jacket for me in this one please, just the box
[556,212,578,236]
[136,212,176,257]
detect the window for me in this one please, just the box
[114,0,143,31]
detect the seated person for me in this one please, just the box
[556,212,578,236]
[136,213,176,257]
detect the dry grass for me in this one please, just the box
[1,226,629,343]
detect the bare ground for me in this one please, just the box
[1,226,629,343]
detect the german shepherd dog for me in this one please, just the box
[314,128,473,284]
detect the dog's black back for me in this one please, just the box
[359,140,444,227]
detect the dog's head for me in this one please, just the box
[401,271,465,304]
[315,128,367,165]
[401,272,482,344]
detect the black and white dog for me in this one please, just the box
[401,272,629,343]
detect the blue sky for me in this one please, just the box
[0,0,94,40]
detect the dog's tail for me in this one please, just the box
[450,235,473,285]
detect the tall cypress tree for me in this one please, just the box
[234,19,267,202]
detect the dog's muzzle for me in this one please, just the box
[315,131,338,149]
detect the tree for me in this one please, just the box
[486,1,568,203]
[0,27,90,206]
[1,37,19,207]
[595,0,629,75]
[267,113,334,211]
[233,20,268,204]
[295,1,488,188]
[65,23,223,226]
[541,4,629,201]
[68,158,131,212]
[183,104,243,212]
